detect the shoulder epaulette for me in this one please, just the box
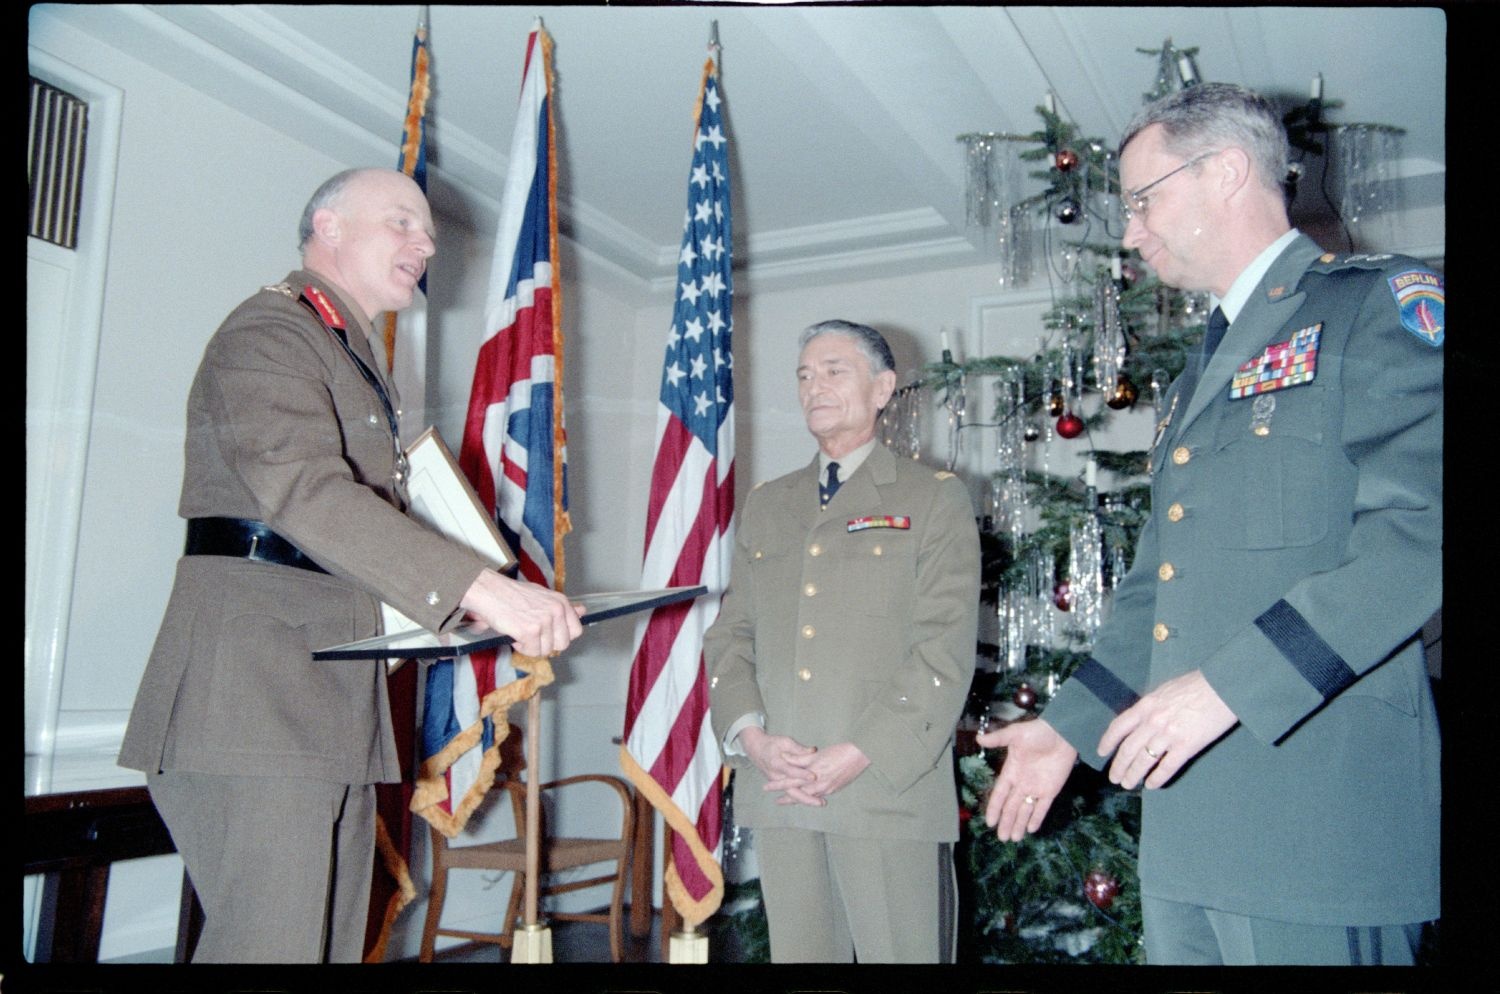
[261,282,294,298]
[1310,253,1443,347]
[1311,251,1404,271]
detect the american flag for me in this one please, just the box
[621,57,732,926]
[413,20,567,839]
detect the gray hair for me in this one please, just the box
[798,319,896,376]
[1119,82,1289,196]
[297,168,366,252]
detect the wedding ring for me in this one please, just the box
[1144,746,1160,759]
[1023,795,1037,805]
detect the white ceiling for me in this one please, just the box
[55,5,1446,294]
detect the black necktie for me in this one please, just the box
[1202,306,1230,368]
[820,461,842,509]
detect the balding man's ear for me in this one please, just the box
[874,368,898,408]
[312,207,341,246]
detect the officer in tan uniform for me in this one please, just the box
[119,168,582,962]
[706,320,980,962]
[982,84,1441,964]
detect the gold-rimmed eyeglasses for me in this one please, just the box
[1121,150,1218,224]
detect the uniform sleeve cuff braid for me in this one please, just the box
[1254,598,1356,700]
[1072,657,1140,714]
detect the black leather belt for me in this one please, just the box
[184,517,328,574]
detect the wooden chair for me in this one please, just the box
[418,770,635,962]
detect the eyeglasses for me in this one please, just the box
[1121,150,1218,224]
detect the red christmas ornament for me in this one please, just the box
[1056,410,1085,438]
[1054,148,1079,172]
[1013,683,1038,710]
[1053,581,1073,611]
[1084,868,1121,911]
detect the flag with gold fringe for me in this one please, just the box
[364,7,432,963]
[622,50,732,928]
[411,17,568,841]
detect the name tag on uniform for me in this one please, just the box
[848,515,910,532]
[1230,323,1321,399]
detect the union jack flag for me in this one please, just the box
[622,57,732,927]
[414,20,568,839]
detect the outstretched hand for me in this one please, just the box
[978,717,1077,841]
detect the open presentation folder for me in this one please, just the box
[313,585,708,660]
[309,428,706,661]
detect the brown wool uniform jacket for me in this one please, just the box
[119,271,489,785]
[706,443,980,841]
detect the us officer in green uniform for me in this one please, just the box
[119,168,582,962]
[706,320,980,962]
[981,84,1442,965]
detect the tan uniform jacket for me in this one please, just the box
[706,443,980,841]
[119,271,489,785]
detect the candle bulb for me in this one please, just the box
[1177,54,1196,85]
[1110,257,1122,281]
[1044,91,1056,115]
[1085,458,1097,490]
[1311,73,1323,101]
[940,329,953,363]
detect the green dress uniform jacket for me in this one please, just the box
[1043,234,1442,926]
[706,442,981,842]
[120,271,489,785]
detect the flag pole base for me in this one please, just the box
[511,922,553,964]
[669,927,709,964]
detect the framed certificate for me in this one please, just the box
[403,426,515,572]
[381,428,516,642]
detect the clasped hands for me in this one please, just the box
[738,726,870,807]
[977,669,1237,841]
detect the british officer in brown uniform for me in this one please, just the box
[706,320,980,962]
[118,168,583,962]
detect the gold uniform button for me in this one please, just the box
[809,544,822,557]
[803,583,817,597]
[872,545,883,557]
[798,668,812,682]
[1158,562,1176,582]
[1172,446,1192,466]
[1153,622,1170,642]
[1167,502,1185,522]
[753,550,763,559]
[932,676,942,687]
[1253,425,1271,437]
[425,591,441,607]
[368,413,380,426]
[801,625,816,639]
